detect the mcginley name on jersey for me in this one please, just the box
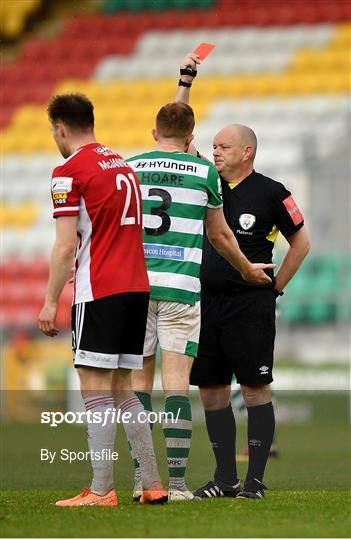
[98,158,130,170]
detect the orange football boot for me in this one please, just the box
[140,481,168,505]
[55,487,118,507]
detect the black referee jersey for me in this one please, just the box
[201,170,304,293]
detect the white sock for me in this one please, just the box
[119,396,161,490]
[84,395,116,496]
[169,477,187,491]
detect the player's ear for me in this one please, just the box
[185,133,194,148]
[51,122,60,136]
[151,128,158,142]
[57,122,66,139]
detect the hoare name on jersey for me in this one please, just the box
[134,159,198,173]
[98,158,130,170]
[141,172,184,186]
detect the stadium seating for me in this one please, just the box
[1,256,71,328]
[1,1,350,329]
[101,0,351,25]
[281,254,351,324]
[0,0,42,39]
[103,0,215,11]
[1,7,350,129]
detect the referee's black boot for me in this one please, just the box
[237,478,268,499]
[193,479,241,499]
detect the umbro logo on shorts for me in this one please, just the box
[259,365,269,374]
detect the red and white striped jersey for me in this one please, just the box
[51,143,149,304]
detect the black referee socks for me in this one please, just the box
[246,401,275,483]
[205,404,238,486]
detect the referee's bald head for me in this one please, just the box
[216,124,257,160]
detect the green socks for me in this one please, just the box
[163,395,192,491]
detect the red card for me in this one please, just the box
[193,42,215,61]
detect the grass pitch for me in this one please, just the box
[1,392,350,537]
[1,490,349,538]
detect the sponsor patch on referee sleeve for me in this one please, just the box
[283,196,304,225]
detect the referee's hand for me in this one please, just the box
[180,53,200,83]
[241,263,276,285]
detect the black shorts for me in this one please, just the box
[190,288,276,386]
[72,292,149,370]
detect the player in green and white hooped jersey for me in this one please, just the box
[127,103,275,501]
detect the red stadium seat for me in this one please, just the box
[20,38,43,62]
[154,11,180,29]
[178,10,202,28]
[246,7,275,27]
[1,258,51,328]
[218,8,247,27]
[271,4,300,25]
[63,59,93,79]
[0,107,14,128]
[24,258,49,281]
[1,2,350,131]
[26,83,56,104]
[1,305,19,327]
[131,11,155,32]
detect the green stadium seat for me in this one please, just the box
[171,0,193,8]
[285,271,312,295]
[315,271,335,293]
[102,0,214,12]
[103,0,119,12]
[306,302,332,323]
[280,254,351,324]
[282,302,304,324]
[149,0,172,10]
[125,0,145,11]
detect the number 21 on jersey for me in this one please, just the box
[116,173,141,226]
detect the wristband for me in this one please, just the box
[180,67,197,78]
[178,79,192,88]
[273,288,284,297]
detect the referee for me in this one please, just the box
[176,54,311,499]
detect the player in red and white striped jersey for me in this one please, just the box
[38,93,167,507]
[51,142,148,303]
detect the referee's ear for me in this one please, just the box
[243,145,255,162]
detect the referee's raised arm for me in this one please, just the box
[175,52,201,157]
[175,52,200,105]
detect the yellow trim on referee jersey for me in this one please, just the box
[228,183,238,189]
[266,225,279,243]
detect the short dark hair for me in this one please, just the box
[156,102,195,139]
[47,93,94,130]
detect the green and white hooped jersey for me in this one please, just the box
[127,150,223,305]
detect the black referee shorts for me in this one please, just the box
[72,292,149,370]
[190,288,276,387]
